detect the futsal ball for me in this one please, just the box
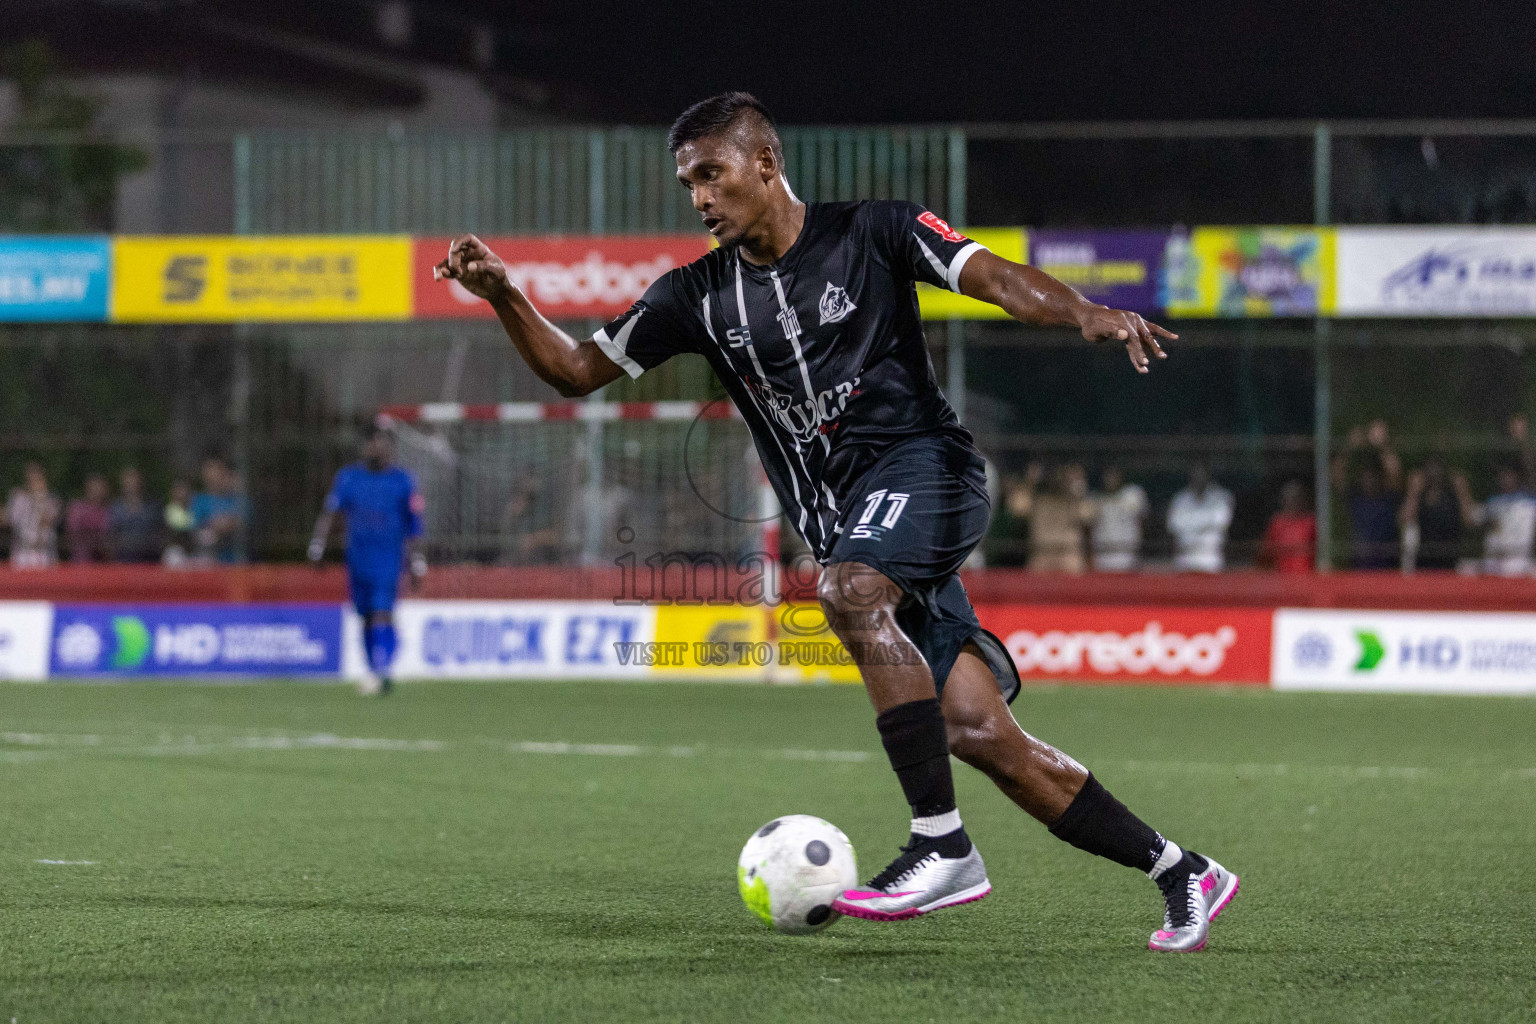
[737,814,858,934]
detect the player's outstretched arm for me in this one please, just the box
[433,235,625,397]
[958,250,1175,373]
[307,511,333,564]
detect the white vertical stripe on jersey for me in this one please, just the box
[723,257,822,552]
[769,269,832,457]
[769,267,837,548]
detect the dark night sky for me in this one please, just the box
[501,1,1536,124]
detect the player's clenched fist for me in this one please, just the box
[433,234,512,302]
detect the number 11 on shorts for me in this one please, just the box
[851,489,909,540]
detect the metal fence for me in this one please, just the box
[236,127,964,234]
[3,121,1536,571]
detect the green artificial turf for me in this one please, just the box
[1,679,1533,1023]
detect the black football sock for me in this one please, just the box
[875,697,970,857]
[1047,773,1200,875]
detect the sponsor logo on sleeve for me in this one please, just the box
[917,211,966,244]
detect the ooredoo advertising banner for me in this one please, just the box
[0,237,111,321]
[413,236,712,321]
[977,605,1273,684]
[0,601,53,680]
[1164,227,1335,317]
[1272,608,1536,694]
[1335,227,1536,316]
[50,604,343,676]
[111,236,412,322]
[1028,230,1168,314]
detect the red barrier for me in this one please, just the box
[0,565,1532,610]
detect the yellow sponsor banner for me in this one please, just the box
[651,604,769,676]
[917,228,1027,320]
[111,236,412,322]
[773,602,863,684]
[1164,227,1336,317]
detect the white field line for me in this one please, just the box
[35,859,97,865]
[0,731,1524,779]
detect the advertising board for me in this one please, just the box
[977,605,1274,684]
[1272,608,1536,694]
[1164,227,1335,317]
[1028,230,1168,313]
[49,604,343,676]
[0,237,111,321]
[353,600,655,680]
[1336,227,1536,316]
[0,601,53,680]
[413,236,712,321]
[111,236,412,321]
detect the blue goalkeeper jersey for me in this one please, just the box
[325,463,423,576]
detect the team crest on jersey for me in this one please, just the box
[917,210,967,243]
[818,282,857,325]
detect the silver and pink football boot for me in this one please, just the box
[1148,853,1240,952]
[832,835,991,921]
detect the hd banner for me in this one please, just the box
[413,235,712,321]
[1335,227,1536,316]
[0,237,111,322]
[111,236,412,322]
[1163,227,1336,317]
[50,604,343,677]
[1272,609,1536,694]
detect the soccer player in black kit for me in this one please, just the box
[437,92,1239,952]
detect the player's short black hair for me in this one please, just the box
[667,91,782,161]
[364,420,395,443]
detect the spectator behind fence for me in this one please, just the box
[1401,457,1472,571]
[1261,479,1316,573]
[110,467,163,563]
[1463,416,1536,575]
[1334,419,1403,569]
[1167,462,1233,572]
[191,457,247,564]
[65,473,113,562]
[1089,465,1147,572]
[4,462,61,568]
[1006,462,1094,573]
[1345,465,1401,569]
[500,481,565,565]
[163,480,195,566]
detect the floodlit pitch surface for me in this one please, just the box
[2,681,1533,1023]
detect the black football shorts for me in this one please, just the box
[825,434,1021,704]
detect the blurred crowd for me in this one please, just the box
[2,457,248,569]
[994,415,1536,576]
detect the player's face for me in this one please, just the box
[364,435,393,467]
[675,136,773,247]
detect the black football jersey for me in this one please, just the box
[592,200,988,562]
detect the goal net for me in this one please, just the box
[382,400,772,572]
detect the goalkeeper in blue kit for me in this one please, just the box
[310,425,427,694]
